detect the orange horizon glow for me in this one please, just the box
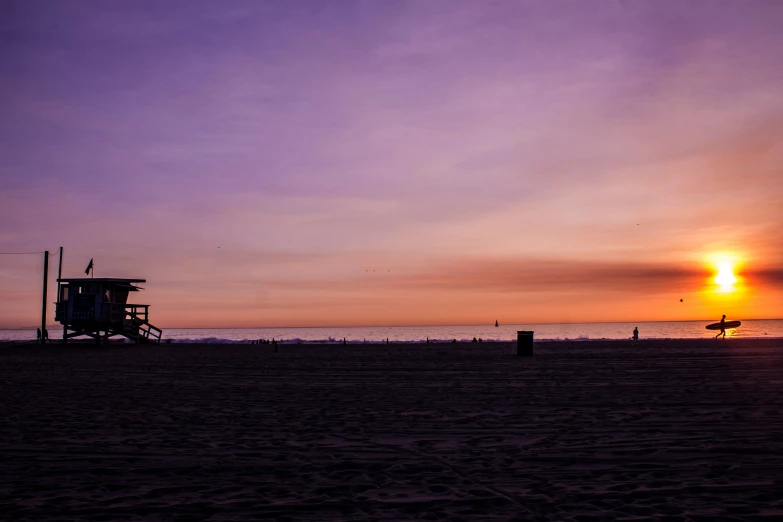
[1,249,782,329]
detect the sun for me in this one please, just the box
[714,263,737,286]
[706,253,742,293]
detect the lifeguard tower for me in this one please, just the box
[55,278,162,344]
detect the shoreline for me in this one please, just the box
[4,319,782,344]
[4,318,782,344]
[2,336,782,348]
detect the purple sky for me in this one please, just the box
[1,0,782,328]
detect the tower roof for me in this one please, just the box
[58,278,146,283]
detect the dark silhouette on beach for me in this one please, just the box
[36,328,41,342]
[716,314,727,338]
[632,327,638,341]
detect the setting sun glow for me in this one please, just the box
[715,263,737,287]
[706,253,742,294]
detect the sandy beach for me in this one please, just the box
[1,339,782,521]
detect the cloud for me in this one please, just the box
[266,257,698,293]
[747,268,783,287]
[266,255,783,295]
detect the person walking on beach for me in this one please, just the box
[632,327,638,341]
[36,328,41,342]
[716,314,727,339]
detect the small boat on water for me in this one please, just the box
[495,320,499,327]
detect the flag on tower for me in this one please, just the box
[85,258,93,276]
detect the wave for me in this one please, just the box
[160,337,587,344]
[163,337,519,344]
[160,336,764,343]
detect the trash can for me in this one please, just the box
[517,331,533,356]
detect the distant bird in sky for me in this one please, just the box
[680,298,683,302]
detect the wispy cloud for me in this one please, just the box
[266,257,702,293]
[1,1,782,327]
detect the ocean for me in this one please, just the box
[2,319,782,343]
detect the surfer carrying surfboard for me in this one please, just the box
[705,317,741,336]
[716,315,726,339]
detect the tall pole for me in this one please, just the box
[42,251,49,345]
[57,247,63,343]
[56,247,63,301]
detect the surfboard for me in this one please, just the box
[706,320,741,330]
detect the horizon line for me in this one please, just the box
[3,317,782,331]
